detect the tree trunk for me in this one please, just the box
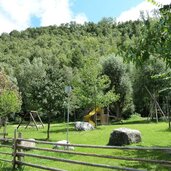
[115,103,121,118]
[46,113,51,140]
[3,117,7,139]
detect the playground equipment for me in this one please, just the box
[17,111,44,130]
[145,86,167,123]
[83,107,109,126]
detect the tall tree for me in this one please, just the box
[103,55,134,118]
[0,71,21,126]
[32,58,67,140]
[72,56,118,112]
[132,58,168,116]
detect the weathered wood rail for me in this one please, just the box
[0,129,171,171]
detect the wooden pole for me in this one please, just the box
[17,113,25,129]
[30,112,39,130]
[155,101,158,123]
[107,106,109,125]
[36,112,44,128]
[145,86,166,120]
[166,96,171,129]
[12,129,17,170]
[148,100,153,121]
[3,124,7,139]
[17,132,23,169]
[169,111,171,129]
[25,119,31,129]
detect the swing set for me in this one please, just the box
[17,111,44,130]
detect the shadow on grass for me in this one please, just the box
[40,123,103,135]
[0,162,24,171]
[122,120,151,125]
[116,146,171,170]
[157,128,171,132]
[49,123,69,127]
[42,127,76,134]
[0,141,13,146]
[0,167,13,171]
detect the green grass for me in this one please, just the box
[0,119,171,171]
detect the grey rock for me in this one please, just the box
[108,128,141,146]
[75,121,94,131]
[20,139,36,149]
[53,140,75,150]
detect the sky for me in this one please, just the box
[0,0,171,34]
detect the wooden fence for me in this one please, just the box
[0,129,171,171]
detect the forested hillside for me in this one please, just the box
[0,10,170,125]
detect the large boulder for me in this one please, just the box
[75,121,94,131]
[108,128,141,146]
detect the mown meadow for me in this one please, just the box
[0,117,171,171]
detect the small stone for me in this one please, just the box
[53,140,75,150]
[20,138,36,150]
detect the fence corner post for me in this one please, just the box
[17,132,23,169]
[12,129,17,170]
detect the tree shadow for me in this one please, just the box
[50,123,69,128]
[0,167,13,171]
[0,141,13,149]
[115,146,171,170]
[111,120,150,125]
[94,127,103,130]
[47,127,76,133]
[41,122,102,134]
[157,128,171,132]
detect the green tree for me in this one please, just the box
[0,90,21,117]
[117,3,171,67]
[32,59,67,140]
[103,55,134,118]
[132,58,168,116]
[16,57,67,139]
[16,58,46,111]
[0,71,21,126]
[72,56,118,113]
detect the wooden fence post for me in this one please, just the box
[12,129,17,170]
[17,132,23,169]
[12,129,23,170]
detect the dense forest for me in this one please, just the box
[0,4,171,133]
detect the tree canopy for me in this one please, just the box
[0,71,21,118]
[0,7,171,132]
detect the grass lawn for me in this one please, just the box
[0,118,171,171]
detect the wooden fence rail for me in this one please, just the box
[0,158,12,163]
[0,137,13,166]
[17,152,144,171]
[0,151,12,155]
[0,129,171,171]
[0,144,12,148]
[17,138,171,151]
[16,145,171,166]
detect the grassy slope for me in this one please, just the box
[0,119,171,171]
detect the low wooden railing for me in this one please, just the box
[0,129,171,171]
[0,138,13,165]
